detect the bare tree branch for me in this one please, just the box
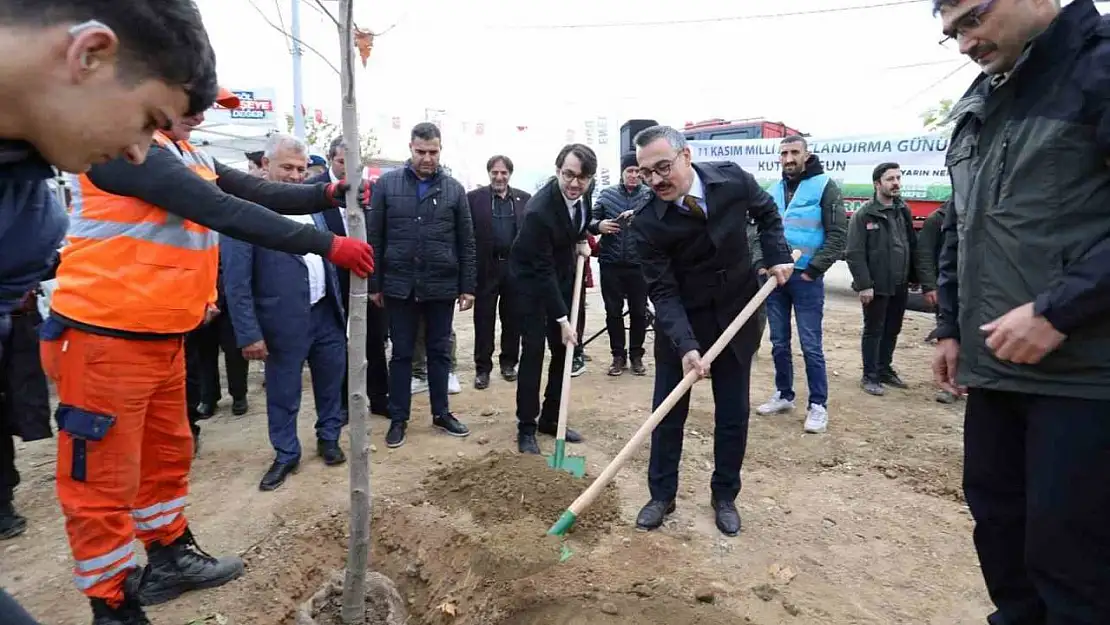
[244,0,340,75]
[310,0,339,26]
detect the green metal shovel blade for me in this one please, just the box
[546,439,586,478]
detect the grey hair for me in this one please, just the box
[263,133,308,159]
[633,125,687,151]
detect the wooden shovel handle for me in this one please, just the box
[566,252,798,517]
[555,254,587,441]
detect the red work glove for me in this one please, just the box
[325,180,371,208]
[327,236,374,278]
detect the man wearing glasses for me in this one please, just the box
[932,0,1110,622]
[508,144,595,455]
[630,125,793,537]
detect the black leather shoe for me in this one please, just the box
[711,499,742,537]
[317,439,346,466]
[635,499,676,531]
[861,378,885,396]
[537,421,583,443]
[385,422,407,448]
[880,370,909,389]
[231,396,248,416]
[474,372,490,390]
[370,399,389,418]
[137,527,244,606]
[517,432,540,455]
[259,459,298,491]
[501,365,518,382]
[0,502,27,540]
[194,402,215,420]
[433,413,470,437]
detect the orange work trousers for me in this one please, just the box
[40,325,193,606]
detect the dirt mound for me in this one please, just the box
[421,451,621,537]
[369,498,740,625]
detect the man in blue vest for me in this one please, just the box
[755,136,846,434]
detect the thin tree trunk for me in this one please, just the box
[337,0,370,623]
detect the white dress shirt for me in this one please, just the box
[676,170,708,216]
[563,194,585,229]
[327,168,347,234]
[283,213,327,305]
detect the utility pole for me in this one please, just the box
[291,0,306,140]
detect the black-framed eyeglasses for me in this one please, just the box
[559,169,593,184]
[938,0,997,47]
[638,152,681,181]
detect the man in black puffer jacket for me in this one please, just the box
[588,152,653,376]
[368,122,477,449]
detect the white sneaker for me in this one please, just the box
[804,404,828,433]
[756,392,795,415]
[411,378,429,395]
[447,373,462,395]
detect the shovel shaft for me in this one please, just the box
[555,255,587,443]
[559,256,796,523]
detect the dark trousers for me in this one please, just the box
[516,302,568,434]
[265,298,346,464]
[860,285,908,382]
[0,419,16,506]
[964,388,1110,625]
[386,297,454,422]
[185,314,248,410]
[648,339,751,503]
[340,303,389,413]
[600,263,648,359]
[0,589,41,625]
[474,258,520,375]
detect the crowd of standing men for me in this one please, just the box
[3,1,1110,624]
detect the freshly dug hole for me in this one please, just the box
[421,451,621,537]
[295,569,407,625]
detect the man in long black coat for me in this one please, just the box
[508,144,596,454]
[631,125,794,537]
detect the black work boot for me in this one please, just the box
[607,355,626,376]
[630,354,647,376]
[91,568,150,624]
[137,527,244,606]
[0,502,27,540]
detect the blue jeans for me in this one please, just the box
[387,297,454,423]
[765,273,827,407]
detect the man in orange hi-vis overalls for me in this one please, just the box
[40,88,373,625]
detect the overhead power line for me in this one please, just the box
[490,0,929,30]
[244,0,340,74]
[896,60,974,108]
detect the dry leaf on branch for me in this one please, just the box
[354,29,374,66]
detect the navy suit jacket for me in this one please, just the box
[221,211,346,351]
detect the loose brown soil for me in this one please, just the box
[422,451,621,538]
[1,273,992,625]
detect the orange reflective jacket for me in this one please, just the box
[52,133,220,334]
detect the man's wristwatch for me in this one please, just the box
[556,316,569,325]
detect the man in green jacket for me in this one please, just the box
[845,162,917,396]
[913,201,956,404]
[933,1,1110,622]
[754,136,847,435]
